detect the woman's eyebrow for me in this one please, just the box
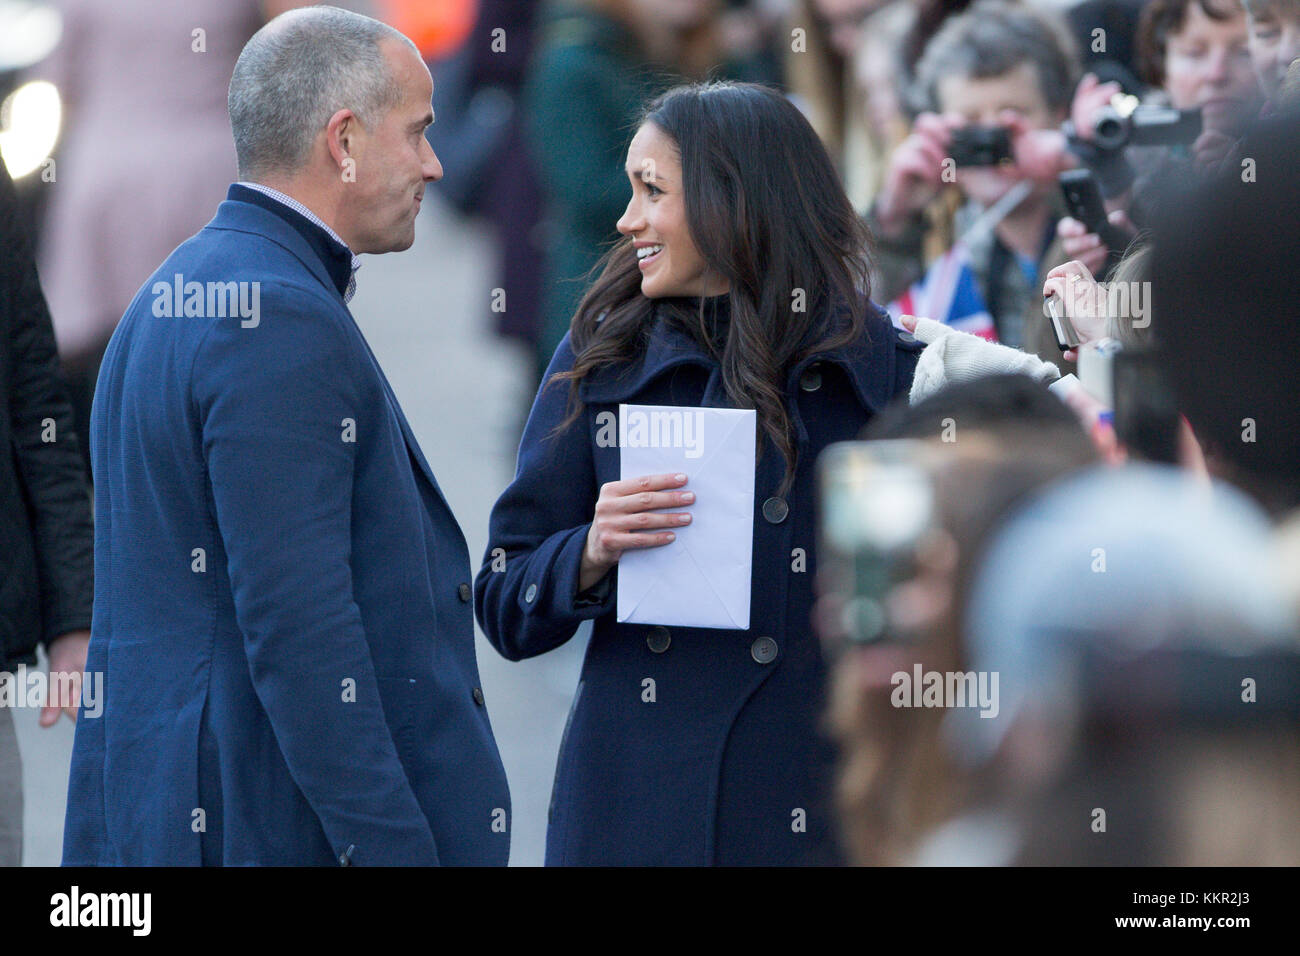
[625,166,668,184]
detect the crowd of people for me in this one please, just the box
[462,0,1300,865]
[0,0,1296,868]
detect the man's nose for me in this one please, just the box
[422,139,443,182]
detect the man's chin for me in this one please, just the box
[366,228,417,254]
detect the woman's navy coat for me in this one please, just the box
[475,298,921,865]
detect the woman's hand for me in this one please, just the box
[898,313,1061,406]
[40,630,90,726]
[1042,259,1110,361]
[579,473,695,593]
[1055,374,1126,465]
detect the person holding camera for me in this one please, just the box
[1060,0,1263,274]
[866,0,1080,363]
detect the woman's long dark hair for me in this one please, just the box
[551,80,875,493]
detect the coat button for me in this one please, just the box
[338,844,356,866]
[525,583,538,603]
[646,626,671,653]
[799,365,823,392]
[897,330,918,344]
[458,583,472,603]
[472,687,485,706]
[762,497,789,524]
[751,636,778,664]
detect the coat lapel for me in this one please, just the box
[208,200,339,297]
[579,313,716,404]
[787,309,904,415]
[208,200,453,509]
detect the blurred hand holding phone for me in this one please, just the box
[1058,168,1130,277]
[1042,259,1115,361]
[817,441,941,656]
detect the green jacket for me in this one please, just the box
[524,5,664,372]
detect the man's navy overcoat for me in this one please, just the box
[63,192,510,866]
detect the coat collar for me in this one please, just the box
[578,297,905,416]
[204,195,342,301]
[228,184,357,301]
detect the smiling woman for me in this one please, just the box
[475,80,926,866]
[618,122,729,299]
[560,81,891,492]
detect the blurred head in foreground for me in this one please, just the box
[833,458,1299,865]
[824,375,1097,864]
[1149,110,1300,516]
[958,464,1299,865]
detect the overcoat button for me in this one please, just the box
[525,583,538,603]
[751,636,778,664]
[898,331,918,344]
[339,844,356,866]
[472,687,485,706]
[762,497,789,524]
[799,365,823,392]
[458,583,472,602]
[646,626,671,653]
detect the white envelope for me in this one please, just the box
[616,404,756,630]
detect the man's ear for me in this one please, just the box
[324,108,360,171]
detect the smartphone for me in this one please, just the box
[817,440,937,650]
[1045,295,1081,352]
[1111,348,1180,464]
[949,126,1013,167]
[1059,169,1128,270]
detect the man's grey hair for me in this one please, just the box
[911,0,1080,116]
[229,5,418,180]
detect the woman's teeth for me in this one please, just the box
[637,244,663,261]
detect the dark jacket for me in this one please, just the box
[0,160,93,673]
[62,187,510,865]
[475,296,922,864]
